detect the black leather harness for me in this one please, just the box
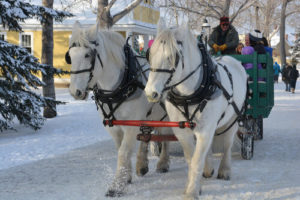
[167,41,218,122]
[65,37,165,121]
[149,37,245,133]
[92,40,147,120]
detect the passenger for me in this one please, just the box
[242,30,265,82]
[248,30,266,54]
[235,42,244,54]
[208,16,239,55]
[262,37,273,57]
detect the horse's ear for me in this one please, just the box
[157,18,166,34]
[72,21,82,32]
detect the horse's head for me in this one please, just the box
[66,21,102,100]
[145,19,194,102]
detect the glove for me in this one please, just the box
[219,44,227,51]
[212,44,219,53]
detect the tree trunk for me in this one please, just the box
[280,0,288,66]
[97,0,143,29]
[97,0,113,28]
[42,0,56,118]
[223,0,231,17]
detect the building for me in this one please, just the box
[0,0,159,85]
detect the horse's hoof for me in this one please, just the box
[203,169,214,178]
[105,190,123,197]
[156,168,169,173]
[217,173,230,180]
[137,167,148,176]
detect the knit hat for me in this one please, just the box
[220,16,229,25]
[249,29,263,42]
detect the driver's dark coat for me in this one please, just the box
[208,25,239,55]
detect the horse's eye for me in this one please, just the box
[85,54,90,58]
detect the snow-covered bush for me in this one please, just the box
[0,0,72,131]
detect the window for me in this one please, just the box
[20,33,33,54]
[0,32,6,41]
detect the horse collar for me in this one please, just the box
[92,41,145,120]
[167,40,218,121]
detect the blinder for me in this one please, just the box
[65,51,71,64]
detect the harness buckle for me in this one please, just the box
[103,119,114,127]
[137,126,154,143]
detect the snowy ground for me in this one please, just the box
[0,80,300,200]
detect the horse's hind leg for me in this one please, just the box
[136,141,149,176]
[217,122,237,180]
[156,141,170,173]
[106,128,137,197]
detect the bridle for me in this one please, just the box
[65,41,103,90]
[148,40,201,92]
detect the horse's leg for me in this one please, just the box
[217,122,237,180]
[106,127,137,197]
[156,141,170,173]
[203,147,214,178]
[156,127,172,173]
[109,128,123,150]
[136,141,149,176]
[184,126,216,200]
[175,133,195,165]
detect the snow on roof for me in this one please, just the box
[271,33,295,48]
[22,0,159,34]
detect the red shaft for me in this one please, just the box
[103,120,195,129]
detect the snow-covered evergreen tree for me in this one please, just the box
[0,0,72,131]
[291,31,300,64]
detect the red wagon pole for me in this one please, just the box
[103,120,196,142]
[103,120,196,129]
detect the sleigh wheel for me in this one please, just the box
[241,134,254,160]
[254,117,263,140]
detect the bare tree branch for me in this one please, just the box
[112,0,143,24]
[269,25,280,40]
[230,0,256,22]
[107,0,117,11]
[194,0,222,18]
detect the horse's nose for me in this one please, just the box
[152,92,159,99]
[146,91,160,102]
[75,89,82,97]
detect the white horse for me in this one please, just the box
[67,22,171,197]
[145,20,247,200]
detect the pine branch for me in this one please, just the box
[0,0,73,31]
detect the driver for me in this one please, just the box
[208,16,239,55]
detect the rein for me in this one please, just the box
[148,36,245,133]
[167,40,217,122]
[65,41,103,90]
[92,38,147,120]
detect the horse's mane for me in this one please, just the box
[70,24,126,69]
[150,26,198,67]
[150,29,179,67]
[99,30,126,68]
